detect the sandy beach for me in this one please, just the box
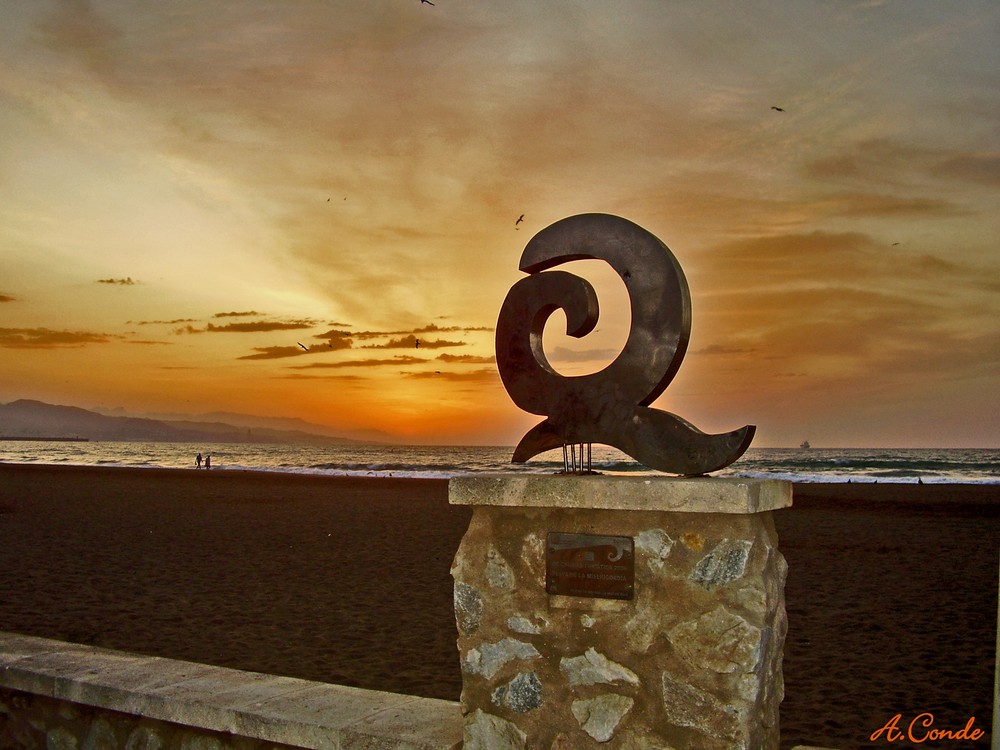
[0,464,996,749]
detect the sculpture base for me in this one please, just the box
[450,475,791,750]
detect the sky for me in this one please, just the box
[1,1,998,448]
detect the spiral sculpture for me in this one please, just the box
[496,213,754,476]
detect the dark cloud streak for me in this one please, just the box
[0,327,112,349]
[292,355,426,370]
[364,334,464,350]
[179,321,313,334]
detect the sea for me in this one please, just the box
[0,441,997,484]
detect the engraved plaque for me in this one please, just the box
[546,532,634,600]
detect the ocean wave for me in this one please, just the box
[1,442,997,484]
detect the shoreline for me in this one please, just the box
[1,463,996,749]
[3,458,999,489]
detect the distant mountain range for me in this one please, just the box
[0,399,389,445]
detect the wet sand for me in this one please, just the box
[0,464,996,749]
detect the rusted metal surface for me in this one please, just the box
[496,213,754,475]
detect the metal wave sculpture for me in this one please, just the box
[496,213,754,476]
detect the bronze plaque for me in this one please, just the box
[546,532,634,600]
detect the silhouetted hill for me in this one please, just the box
[0,400,361,445]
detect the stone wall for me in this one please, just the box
[450,476,791,750]
[0,687,300,750]
[0,632,461,750]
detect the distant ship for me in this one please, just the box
[799,440,811,449]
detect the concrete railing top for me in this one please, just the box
[0,632,462,750]
[449,475,792,513]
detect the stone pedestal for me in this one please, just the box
[450,475,791,750]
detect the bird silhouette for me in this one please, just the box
[771,106,785,112]
[515,214,524,225]
[420,0,434,5]
[415,338,421,349]
[297,342,309,352]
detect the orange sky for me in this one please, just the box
[1,1,998,448]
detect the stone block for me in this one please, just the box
[451,476,789,749]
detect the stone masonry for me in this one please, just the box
[450,475,791,750]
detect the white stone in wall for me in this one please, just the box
[46,728,78,750]
[178,735,223,750]
[571,694,635,742]
[464,638,541,680]
[125,727,166,750]
[506,615,544,635]
[491,671,544,713]
[667,605,764,674]
[661,674,740,741]
[635,528,674,570]
[689,539,753,589]
[486,546,515,589]
[455,582,485,636]
[560,648,639,687]
[465,709,527,750]
[82,719,116,750]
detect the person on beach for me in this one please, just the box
[196,453,202,469]
[205,454,211,470]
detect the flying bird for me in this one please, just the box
[415,338,421,349]
[297,342,309,352]
[420,0,434,4]
[770,106,785,112]
[515,214,524,226]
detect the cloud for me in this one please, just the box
[292,355,426,370]
[344,323,493,340]
[414,323,494,334]
[805,138,1000,190]
[933,154,1000,187]
[365,334,464,350]
[692,344,756,356]
[96,277,137,285]
[437,353,496,364]
[705,231,955,286]
[0,327,111,349]
[38,0,122,79]
[214,310,260,318]
[237,346,310,360]
[0,294,15,303]
[130,318,198,325]
[276,373,367,382]
[817,193,963,218]
[127,340,172,346]
[315,330,354,346]
[178,320,314,334]
[403,368,499,382]
[237,333,356,360]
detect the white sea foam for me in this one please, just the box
[0,441,997,484]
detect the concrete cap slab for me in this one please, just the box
[0,632,462,750]
[449,475,792,513]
